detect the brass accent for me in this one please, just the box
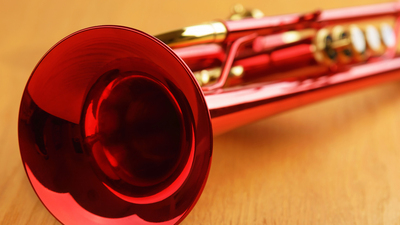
[230,66,244,77]
[155,22,227,48]
[194,66,244,86]
[314,25,369,64]
[313,28,337,65]
[331,26,352,64]
[331,26,351,49]
[281,29,316,44]
[253,29,316,52]
[230,4,264,20]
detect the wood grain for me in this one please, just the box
[1,0,400,224]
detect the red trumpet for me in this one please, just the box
[18,2,400,224]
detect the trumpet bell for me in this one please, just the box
[18,26,212,224]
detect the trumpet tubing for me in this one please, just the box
[18,2,400,224]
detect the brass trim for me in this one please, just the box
[331,25,352,64]
[313,28,337,65]
[282,29,316,44]
[230,4,264,20]
[155,22,227,48]
[193,66,244,86]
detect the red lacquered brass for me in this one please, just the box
[19,27,212,224]
[18,2,400,225]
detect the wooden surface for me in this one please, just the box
[2,0,400,224]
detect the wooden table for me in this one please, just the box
[1,0,400,224]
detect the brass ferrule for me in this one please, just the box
[155,22,227,48]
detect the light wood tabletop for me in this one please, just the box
[2,0,400,224]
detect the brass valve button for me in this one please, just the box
[314,28,337,65]
[365,25,384,55]
[365,25,381,51]
[325,35,338,60]
[332,25,352,63]
[349,25,367,61]
[380,23,396,48]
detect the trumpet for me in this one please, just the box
[18,2,400,224]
